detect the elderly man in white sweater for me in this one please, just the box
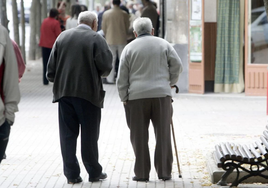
[117,17,183,182]
[0,24,20,163]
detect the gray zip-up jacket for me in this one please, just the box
[0,25,20,126]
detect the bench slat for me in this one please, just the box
[242,145,255,162]
[231,143,243,161]
[215,144,225,162]
[260,136,268,152]
[255,140,268,158]
[237,144,249,162]
[225,142,236,159]
[220,143,230,159]
[249,143,262,162]
[263,130,268,140]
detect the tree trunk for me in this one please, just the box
[36,0,41,59]
[12,0,20,45]
[20,0,26,62]
[52,0,56,8]
[0,0,9,30]
[42,0,47,21]
[264,0,268,20]
[28,0,36,60]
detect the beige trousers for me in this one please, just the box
[124,97,173,179]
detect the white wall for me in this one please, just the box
[204,0,217,22]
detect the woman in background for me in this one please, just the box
[66,4,82,29]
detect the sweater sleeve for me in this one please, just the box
[168,47,183,86]
[116,49,129,102]
[3,30,20,123]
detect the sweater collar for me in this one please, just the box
[78,23,92,30]
[137,33,151,38]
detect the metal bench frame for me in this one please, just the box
[215,127,268,187]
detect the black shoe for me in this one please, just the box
[67,176,83,184]
[89,172,107,182]
[159,176,171,181]
[132,176,149,182]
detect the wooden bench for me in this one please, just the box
[214,126,268,187]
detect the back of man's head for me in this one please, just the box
[133,17,153,36]
[112,0,121,6]
[49,8,59,18]
[78,11,97,26]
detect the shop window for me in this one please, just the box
[249,0,268,64]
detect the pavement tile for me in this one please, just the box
[0,59,268,187]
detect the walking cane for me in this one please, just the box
[171,85,182,178]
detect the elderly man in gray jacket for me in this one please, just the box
[0,24,20,163]
[47,11,112,184]
[117,17,183,182]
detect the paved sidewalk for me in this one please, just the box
[0,59,268,188]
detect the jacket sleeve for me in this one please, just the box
[3,30,20,123]
[168,46,183,86]
[94,36,113,77]
[46,41,58,82]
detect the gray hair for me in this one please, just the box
[133,17,153,36]
[78,11,97,25]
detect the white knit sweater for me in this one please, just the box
[117,34,183,102]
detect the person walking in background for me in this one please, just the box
[102,0,129,84]
[47,11,112,184]
[80,4,88,11]
[117,17,183,182]
[0,24,20,163]
[39,8,61,85]
[97,2,111,32]
[66,4,82,30]
[141,0,159,36]
[57,1,70,31]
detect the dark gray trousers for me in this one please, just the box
[58,97,102,180]
[124,97,173,179]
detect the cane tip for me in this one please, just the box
[179,174,182,178]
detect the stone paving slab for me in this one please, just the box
[0,59,268,187]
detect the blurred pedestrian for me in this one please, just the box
[80,4,88,11]
[66,4,82,30]
[39,8,61,85]
[117,17,183,182]
[94,3,102,15]
[97,2,111,31]
[141,0,159,36]
[102,0,129,84]
[57,1,70,31]
[0,24,20,164]
[47,11,112,184]
[127,1,137,14]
